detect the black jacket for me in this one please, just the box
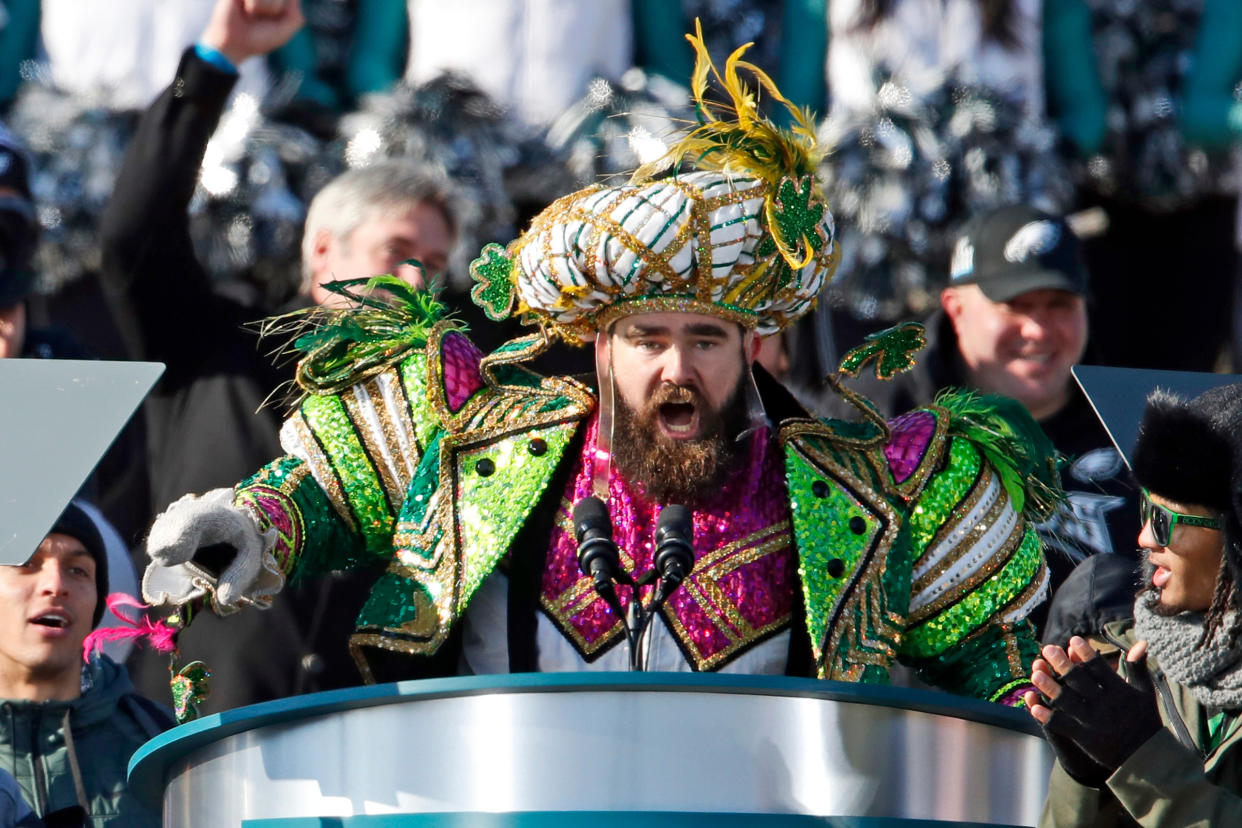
[99,49,377,713]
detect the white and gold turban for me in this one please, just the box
[470,23,839,341]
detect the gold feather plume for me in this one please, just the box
[632,19,827,269]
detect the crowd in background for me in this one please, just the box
[2,0,1242,823]
[4,0,1240,373]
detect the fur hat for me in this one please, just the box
[1131,385,1242,512]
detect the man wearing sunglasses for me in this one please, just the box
[1027,383,1242,826]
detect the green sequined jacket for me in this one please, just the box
[233,323,1047,704]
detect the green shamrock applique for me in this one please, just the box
[838,322,928,380]
[770,175,825,262]
[470,243,517,321]
[170,661,212,724]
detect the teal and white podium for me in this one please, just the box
[129,674,1053,827]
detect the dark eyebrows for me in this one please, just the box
[684,323,731,338]
[622,323,731,340]
[622,325,669,340]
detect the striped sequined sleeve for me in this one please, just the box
[236,352,441,578]
[898,435,1048,703]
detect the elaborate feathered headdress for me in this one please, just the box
[468,21,839,341]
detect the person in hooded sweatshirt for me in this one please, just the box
[0,502,172,827]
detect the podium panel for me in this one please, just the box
[129,674,1052,827]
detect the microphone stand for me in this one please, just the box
[576,499,695,671]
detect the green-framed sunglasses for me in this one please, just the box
[1140,489,1223,547]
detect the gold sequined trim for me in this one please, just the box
[909,466,1006,595]
[658,521,794,671]
[341,381,406,514]
[288,411,356,532]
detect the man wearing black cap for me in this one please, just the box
[822,205,1139,634]
[0,502,172,827]
[1029,383,1242,826]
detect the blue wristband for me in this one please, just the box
[193,43,239,74]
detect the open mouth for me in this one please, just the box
[30,613,69,629]
[658,401,699,436]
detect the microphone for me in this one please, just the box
[574,497,623,592]
[654,505,694,591]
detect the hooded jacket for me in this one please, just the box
[0,656,172,827]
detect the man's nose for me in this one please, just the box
[660,346,696,385]
[37,562,68,595]
[1019,313,1051,340]
[1138,518,1158,550]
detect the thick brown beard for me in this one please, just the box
[610,380,748,506]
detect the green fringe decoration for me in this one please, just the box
[935,388,1065,523]
[258,273,460,398]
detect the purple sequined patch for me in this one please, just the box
[441,331,484,413]
[884,410,937,483]
[541,415,796,667]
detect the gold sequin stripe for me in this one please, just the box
[908,461,993,581]
[909,471,1011,600]
[902,528,1046,658]
[611,185,695,283]
[373,371,423,482]
[391,489,448,568]
[999,548,1050,625]
[342,382,406,516]
[855,582,905,660]
[783,437,904,671]
[283,413,356,533]
[689,191,715,300]
[906,490,1023,626]
[397,350,436,451]
[818,541,902,680]
[300,393,393,537]
[723,254,782,310]
[828,583,904,681]
[538,500,633,655]
[660,522,794,671]
[626,177,721,292]
[594,295,758,333]
[563,202,688,289]
[663,522,790,644]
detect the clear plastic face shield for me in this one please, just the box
[589,325,770,501]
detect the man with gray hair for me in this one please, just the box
[100,0,458,712]
[299,161,456,307]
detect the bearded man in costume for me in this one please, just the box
[141,29,1056,711]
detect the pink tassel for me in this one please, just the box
[82,593,178,663]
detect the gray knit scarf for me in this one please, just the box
[1133,591,1242,712]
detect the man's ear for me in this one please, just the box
[743,329,761,363]
[940,287,964,330]
[307,228,336,285]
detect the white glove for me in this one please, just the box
[142,488,283,614]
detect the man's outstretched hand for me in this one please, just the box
[201,0,304,67]
[1023,637,1164,786]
